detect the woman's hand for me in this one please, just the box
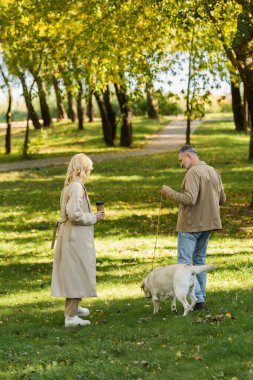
[96,211,105,220]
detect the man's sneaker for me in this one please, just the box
[194,302,207,310]
[65,315,91,327]
[77,306,90,317]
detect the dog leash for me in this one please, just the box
[152,192,163,270]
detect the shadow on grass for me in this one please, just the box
[1,255,253,297]
[1,287,253,328]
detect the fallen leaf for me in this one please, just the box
[193,354,202,361]
[175,351,182,360]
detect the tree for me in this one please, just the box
[170,17,226,144]
[103,85,117,141]
[230,74,244,131]
[33,73,52,127]
[0,63,12,154]
[18,71,42,130]
[114,82,133,147]
[66,91,76,123]
[146,82,159,119]
[86,92,94,123]
[94,91,114,146]
[76,80,84,130]
[52,75,67,120]
[196,0,253,159]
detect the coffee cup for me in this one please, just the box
[96,201,104,212]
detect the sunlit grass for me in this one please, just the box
[0,116,171,163]
[0,116,253,379]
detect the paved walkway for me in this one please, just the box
[0,118,200,172]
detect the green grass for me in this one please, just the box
[0,116,171,163]
[0,117,253,379]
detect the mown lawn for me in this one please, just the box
[0,117,252,380]
[0,116,171,163]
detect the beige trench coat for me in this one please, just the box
[51,179,97,298]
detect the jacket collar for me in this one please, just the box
[74,177,86,191]
[191,160,206,167]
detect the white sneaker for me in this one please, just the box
[77,306,90,317]
[65,315,91,327]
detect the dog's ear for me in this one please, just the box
[140,280,144,290]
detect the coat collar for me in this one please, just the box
[74,176,86,190]
[191,160,206,167]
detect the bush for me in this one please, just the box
[132,96,148,116]
[131,91,182,117]
[157,91,182,115]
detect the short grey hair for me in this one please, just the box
[179,145,198,155]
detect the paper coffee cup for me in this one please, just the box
[96,201,104,212]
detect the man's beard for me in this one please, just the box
[184,159,191,170]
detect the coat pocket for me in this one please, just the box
[181,205,192,226]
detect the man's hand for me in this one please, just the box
[161,185,172,197]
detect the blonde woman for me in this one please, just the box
[51,153,105,327]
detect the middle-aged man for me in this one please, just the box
[161,144,226,310]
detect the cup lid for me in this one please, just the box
[96,201,104,205]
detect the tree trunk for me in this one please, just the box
[103,85,117,141]
[5,85,12,154]
[146,82,159,119]
[243,90,249,133]
[0,65,12,154]
[19,73,41,130]
[231,80,244,131]
[67,91,76,122]
[186,117,191,144]
[77,81,84,130]
[250,190,253,208]
[23,116,30,159]
[114,83,132,147]
[86,93,94,122]
[243,82,253,160]
[35,75,52,127]
[185,27,195,145]
[94,91,114,146]
[52,76,67,119]
[248,96,253,161]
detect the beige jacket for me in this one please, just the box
[166,161,226,232]
[51,179,97,298]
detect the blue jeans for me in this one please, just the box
[177,231,211,303]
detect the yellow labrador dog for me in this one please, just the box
[141,264,215,316]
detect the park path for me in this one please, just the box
[0,117,200,172]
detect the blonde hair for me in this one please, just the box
[64,153,93,186]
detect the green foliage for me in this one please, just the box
[0,117,252,379]
[132,96,148,116]
[156,91,182,116]
[132,92,182,116]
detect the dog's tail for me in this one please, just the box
[191,264,216,274]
